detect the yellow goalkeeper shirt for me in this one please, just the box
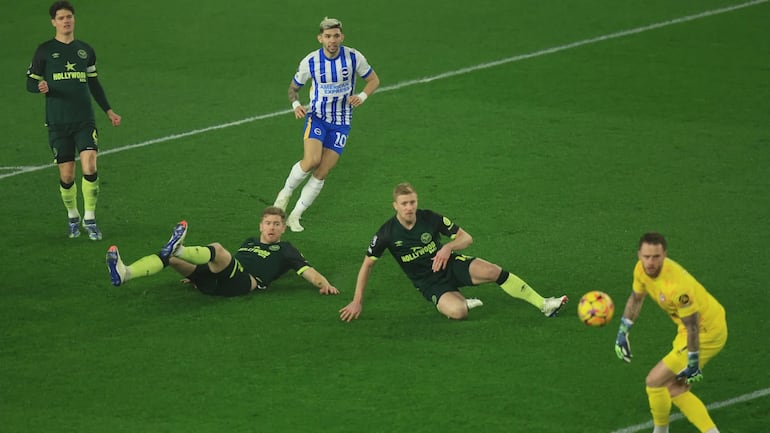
[633,257,725,334]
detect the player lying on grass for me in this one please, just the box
[339,182,567,321]
[106,206,339,297]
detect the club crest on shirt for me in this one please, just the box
[678,294,690,306]
[420,233,432,244]
[269,244,280,251]
[341,67,350,78]
[77,49,88,59]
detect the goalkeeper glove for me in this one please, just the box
[614,317,633,362]
[676,351,704,384]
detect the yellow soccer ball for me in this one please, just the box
[578,291,615,327]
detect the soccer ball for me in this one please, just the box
[578,291,615,327]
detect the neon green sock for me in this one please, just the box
[81,176,99,215]
[126,255,164,280]
[499,272,545,310]
[177,246,212,265]
[60,183,79,216]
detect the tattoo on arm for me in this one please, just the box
[288,86,299,102]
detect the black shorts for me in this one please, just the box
[48,120,98,164]
[416,255,476,304]
[187,258,253,297]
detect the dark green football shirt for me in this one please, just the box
[26,39,111,126]
[367,209,460,287]
[235,238,310,288]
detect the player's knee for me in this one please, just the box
[437,300,469,320]
[302,156,321,170]
[645,370,672,388]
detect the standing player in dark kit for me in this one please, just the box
[106,206,340,297]
[26,1,121,240]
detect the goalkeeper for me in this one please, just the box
[614,232,727,433]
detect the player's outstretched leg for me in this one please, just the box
[542,295,569,317]
[106,245,127,286]
[160,220,188,259]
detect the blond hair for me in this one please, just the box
[393,182,416,201]
[319,17,342,33]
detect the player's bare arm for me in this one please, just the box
[621,291,645,321]
[288,83,306,118]
[432,229,473,272]
[349,71,380,107]
[681,313,700,352]
[301,267,339,295]
[340,257,376,321]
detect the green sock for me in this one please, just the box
[177,246,212,265]
[60,183,79,216]
[81,177,99,216]
[127,255,164,280]
[499,272,545,310]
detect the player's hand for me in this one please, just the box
[38,80,49,93]
[180,278,198,289]
[320,284,340,295]
[339,301,362,322]
[107,109,121,127]
[676,351,703,384]
[293,105,307,119]
[615,332,632,362]
[615,317,634,362]
[349,94,365,107]
[431,246,452,272]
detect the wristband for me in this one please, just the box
[357,92,368,103]
[687,351,699,366]
[291,100,302,110]
[618,317,634,333]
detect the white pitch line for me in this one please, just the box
[608,387,770,433]
[2,0,766,182]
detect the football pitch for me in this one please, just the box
[2,1,769,432]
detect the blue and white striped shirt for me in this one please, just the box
[293,46,374,126]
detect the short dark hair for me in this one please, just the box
[50,1,75,19]
[639,232,667,251]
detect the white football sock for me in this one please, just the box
[291,176,325,218]
[282,161,310,192]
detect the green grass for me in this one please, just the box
[2,1,769,432]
